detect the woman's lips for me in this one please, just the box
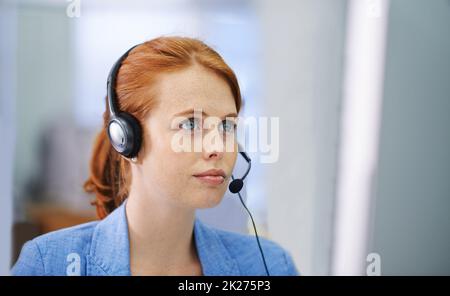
[194,175,225,185]
[193,168,226,185]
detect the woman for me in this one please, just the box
[11,36,299,276]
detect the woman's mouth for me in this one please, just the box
[193,169,226,186]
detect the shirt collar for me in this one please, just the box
[87,200,240,275]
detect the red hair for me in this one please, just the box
[83,36,242,219]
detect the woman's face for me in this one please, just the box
[134,64,238,209]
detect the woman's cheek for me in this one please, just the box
[164,160,187,187]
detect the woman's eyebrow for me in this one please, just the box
[172,108,238,119]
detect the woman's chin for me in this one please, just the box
[193,194,224,209]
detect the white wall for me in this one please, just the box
[14,3,73,217]
[0,1,16,274]
[332,0,390,275]
[255,0,347,275]
[370,0,450,275]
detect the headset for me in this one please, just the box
[106,44,141,158]
[106,44,270,276]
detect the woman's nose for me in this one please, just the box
[202,129,225,160]
[203,143,225,160]
[206,150,223,160]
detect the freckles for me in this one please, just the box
[226,152,238,166]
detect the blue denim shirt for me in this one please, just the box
[11,201,299,276]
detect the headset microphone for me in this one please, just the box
[229,147,270,276]
[228,150,251,194]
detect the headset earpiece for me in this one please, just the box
[107,112,142,158]
[106,44,142,159]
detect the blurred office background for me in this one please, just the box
[0,0,449,275]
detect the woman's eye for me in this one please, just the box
[179,117,201,131]
[219,120,237,134]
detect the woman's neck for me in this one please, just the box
[125,189,202,275]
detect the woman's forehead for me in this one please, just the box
[154,66,237,116]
